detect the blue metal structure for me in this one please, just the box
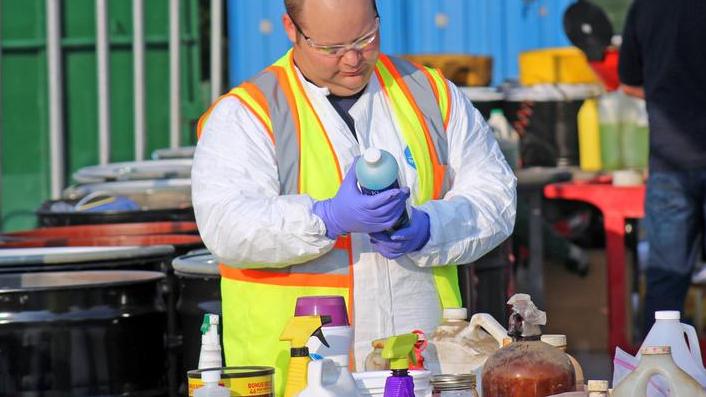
[226,0,573,87]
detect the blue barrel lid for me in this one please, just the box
[172,250,220,276]
[0,245,175,266]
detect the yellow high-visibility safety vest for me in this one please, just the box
[197,50,461,396]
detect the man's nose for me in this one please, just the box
[340,47,363,66]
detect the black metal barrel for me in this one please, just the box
[0,270,168,397]
[172,250,222,395]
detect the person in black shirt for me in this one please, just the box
[619,0,706,334]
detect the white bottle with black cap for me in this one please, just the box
[194,370,229,397]
[638,310,706,387]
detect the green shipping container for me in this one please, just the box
[1,0,205,231]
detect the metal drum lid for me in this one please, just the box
[172,250,219,276]
[0,245,175,266]
[504,84,602,102]
[151,146,196,160]
[460,87,505,102]
[63,178,191,199]
[0,270,165,293]
[72,159,193,183]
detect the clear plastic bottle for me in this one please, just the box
[487,109,520,170]
[356,147,409,229]
[194,370,230,397]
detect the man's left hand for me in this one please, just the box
[369,207,431,259]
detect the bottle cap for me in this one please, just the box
[654,310,680,320]
[363,147,382,164]
[490,108,504,117]
[442,308,468,321]
[641,346,671,355]
[541,334,567,348]
[294,296,349,327]
[201,370,221,384]
[587,380,609,392]
[200,313,219,335]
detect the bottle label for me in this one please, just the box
[359,180,410,231]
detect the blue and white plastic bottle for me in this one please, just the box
[356,147,409,229]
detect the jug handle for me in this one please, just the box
[463,313,508,348]
[681,323,705,369]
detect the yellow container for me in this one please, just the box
[519,47,598,86]
[188,367,275,397]
[578,98,602,171]
[401,54,493,87]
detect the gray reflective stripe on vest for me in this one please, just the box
[250,70,300,195]
[386,56,449,167]
[250,58,449,196]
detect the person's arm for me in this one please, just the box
[192,96,334,268]
[406,81,517,267]
[618,0,644,97]
[621,84,645,99]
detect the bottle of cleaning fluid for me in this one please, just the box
[198,313,222,369]
[613,346,706,397]
[194,370,229,397]
[382,333,419,397]
[638,310,706,387]
[356,147,409,230]
[487,109,520,170]
[297,358,361,397]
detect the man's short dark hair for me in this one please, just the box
[285,0,378,27]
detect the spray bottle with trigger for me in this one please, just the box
[279,315,332,397]
[198,313,222,369]
[382,333,419,397]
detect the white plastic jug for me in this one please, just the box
[427,311,507,375]
[297,358,361,397]
[638,310,706,387]
[307,325,353,368]
[614,346,706,397]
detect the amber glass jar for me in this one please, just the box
[481,336,575,397]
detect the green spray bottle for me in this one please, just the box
[382,333,418,397]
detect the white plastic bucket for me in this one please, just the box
[352,370,433,397]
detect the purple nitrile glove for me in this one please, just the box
[369,206,431,259]
[312,158,411,240]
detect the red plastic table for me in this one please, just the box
[544,179,645,353]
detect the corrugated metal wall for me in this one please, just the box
[226,0,573,87]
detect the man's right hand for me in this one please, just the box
[312,158,410,240]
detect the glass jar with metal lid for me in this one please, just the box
[432,374,479,397]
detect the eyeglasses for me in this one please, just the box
[290,16,380,57]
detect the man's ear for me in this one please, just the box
[282,13,297,44]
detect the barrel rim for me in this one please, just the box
[0,270,165,293]
[172,251,219,276]
[0,245,175,266]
